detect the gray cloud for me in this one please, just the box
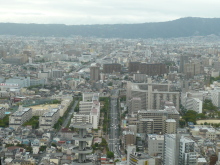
[0,0,219,24]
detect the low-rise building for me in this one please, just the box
[39,108,60,129]
[9,108,32,129]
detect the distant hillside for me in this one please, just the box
[0,17,220,38]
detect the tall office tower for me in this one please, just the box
[165,119,177,134]
[126,79,180,111]
[90,66,100,82]
[163,134,177,165]
[163,135,197,165]
[72,122,93,165]
[179,55,189,73]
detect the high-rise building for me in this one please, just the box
[163,134,177,165]
[90,66,100,82]
[179,55,189,73]
[178,136,197,165]
[163,135,197,165]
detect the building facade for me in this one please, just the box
[9,108,32,129]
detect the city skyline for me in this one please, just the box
[0,0,220,25]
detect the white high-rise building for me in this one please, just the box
[163,134,197,165]
[178,136,197,165]
[163,134,177,165]
[211,87,220,107]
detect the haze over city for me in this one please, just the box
[1,0,220,25]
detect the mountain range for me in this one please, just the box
[0,17,220,38]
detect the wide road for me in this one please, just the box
[108,89,121,158]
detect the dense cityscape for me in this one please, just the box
[0,35,220,165]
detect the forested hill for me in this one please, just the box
[0,17,220,38]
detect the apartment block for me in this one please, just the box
[165,119,177,134]
[103,63,121,74]
[127,80,180,111]
[137,118,154,134]
[137,106,179,134]
[39,108,60,129]
[128,97,141,115]
[128,62,168,76]
[182,92,203,113]
[9,108,32,129]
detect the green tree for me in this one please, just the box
[107,151,114,158]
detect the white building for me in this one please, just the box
[71,93,100,129]
[182,92,203,113]
[148,134,164,156]
[39,108,60,129]
[163,134,177,165]
[5,77,30,88]
[9,108,32,129]
[211,87,220,107]
[178,136,197,165]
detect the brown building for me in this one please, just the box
[139,63,168,76]
[128,62,140,73]
[103,63,121,73]
[128,62,168,76]
[90,66,100,81]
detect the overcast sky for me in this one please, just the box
[0,0,220,25]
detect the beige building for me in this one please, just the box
[137,118,154,134]
[9,108,32,129]
[123,131,136,149]
[128,97,141,115]
[165,119,177,134]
